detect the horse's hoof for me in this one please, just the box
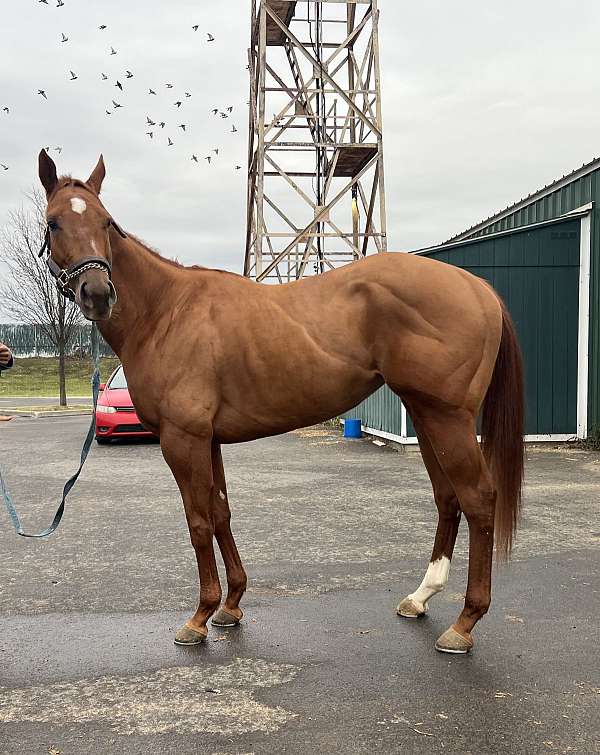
[174,622,208,645]
[435,625,473,654]
[211,607,242,627]
[396,596,427,618]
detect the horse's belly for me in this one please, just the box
[213,369,383,443]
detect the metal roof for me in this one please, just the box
[446,155,600,243]
[412,208,591,256]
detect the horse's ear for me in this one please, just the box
[87,154,106,195]
[38,149,58,197]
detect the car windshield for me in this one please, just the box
[108,366,128,390]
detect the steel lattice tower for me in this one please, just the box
[244,0,387,282]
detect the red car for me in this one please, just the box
[95,365,156,444]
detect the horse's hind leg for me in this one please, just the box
[415,404,496,654]
[396,416,461,618]
[210,443,248,627]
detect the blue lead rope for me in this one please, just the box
[0,329,101,538]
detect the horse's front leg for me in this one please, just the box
[160,423,222,645]
[210,442,247,627]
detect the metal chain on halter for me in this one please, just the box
[55,261,112,297]
[0,324,102,537]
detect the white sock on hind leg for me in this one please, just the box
[406,555,451,613]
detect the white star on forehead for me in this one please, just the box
[70,197,87,214]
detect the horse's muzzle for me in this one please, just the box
[75,270,117,321]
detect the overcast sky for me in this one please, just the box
[2,0,600,315]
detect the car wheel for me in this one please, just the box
[95,437,111,445]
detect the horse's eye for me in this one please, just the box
[48,219,59,232]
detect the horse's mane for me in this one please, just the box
[51,175,97,199]
[128,233,206,271]
[128,233,237,276]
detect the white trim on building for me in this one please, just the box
[577,212,591,440]
[342,420,578,447]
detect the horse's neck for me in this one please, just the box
[97,233,175,358]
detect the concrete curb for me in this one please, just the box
[0,396,92,400]
[5,409,93,418]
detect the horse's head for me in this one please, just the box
[38,149,126,321]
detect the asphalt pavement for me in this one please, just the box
[0,416,598,754]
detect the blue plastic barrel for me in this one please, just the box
[344,418,362,439]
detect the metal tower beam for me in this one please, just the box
[245,0,387,283]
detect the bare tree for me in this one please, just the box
[0,188,83,406]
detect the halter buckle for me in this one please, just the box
[57,269,71,288]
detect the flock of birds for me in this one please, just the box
[1,1,244,172]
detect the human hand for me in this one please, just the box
[0,343,12,366]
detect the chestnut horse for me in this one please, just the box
[37,150,524,654]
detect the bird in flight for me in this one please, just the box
[165,83,174,89]
[191,155,198,162]
[220,112,228,118]
[60,33,68,43]
[105,110,111,115]
[148,88,156,95]
[168,138,174,146]
[112,99,123,108]
[212,108,218,115]
[179,124,186,131]
[1,164,8,171]
[126,70,133,79]
[185,92,192,98]
[159,121,166,128]
[235,165,242,170]
[205,156,211,164]
[110,46,117,55]
[207,33,215,42]
[69,70,78,80]
[38,89,47,99]
[115,80,123,90]
[227,106,233,112]
[213,148,219,155]
[39,0,48,4]
[146,132,153,139]
[231,124,237,132]
[54,146,62,153]
[2,107,9,114]
[147,116,155,125]
[56,0,64,6]
[174,101,182,108]
[192,25,199,31]
[99,25,107,30]
[101,73,108,80]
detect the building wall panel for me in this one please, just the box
[459,172,599,432]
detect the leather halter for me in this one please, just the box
[38,219,127,302]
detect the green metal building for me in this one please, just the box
[346,157,600,442]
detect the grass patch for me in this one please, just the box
[0,357,120,399]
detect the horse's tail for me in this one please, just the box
[481,302,525,560]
